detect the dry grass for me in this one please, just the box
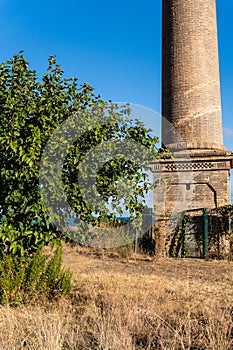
[0,243,232,349]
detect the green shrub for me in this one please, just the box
[0,224,61,257]
[0,245,72,305]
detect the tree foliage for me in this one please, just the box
[0,53,161,246]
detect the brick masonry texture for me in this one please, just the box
[159,0,232,212]
[152,0,233,256]
[162,0,223,150]
[153,155,232,215]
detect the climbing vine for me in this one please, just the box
[169,214,189,258]
[215,205,233,217]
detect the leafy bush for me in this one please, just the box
[0,53,161,243]
[0,245,72,305]
[0,224,60,257]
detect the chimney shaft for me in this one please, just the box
[162,0,224,151]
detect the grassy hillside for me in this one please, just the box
[0,244,232,349]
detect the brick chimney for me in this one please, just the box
[152,0,233,256]
[162,0,224,152]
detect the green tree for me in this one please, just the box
[0,53,161,249]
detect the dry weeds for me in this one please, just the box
[0,243,232,349]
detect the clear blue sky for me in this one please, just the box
[0,0,232,146]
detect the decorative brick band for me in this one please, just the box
[165,162,214,172]
[165,142,226,152]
